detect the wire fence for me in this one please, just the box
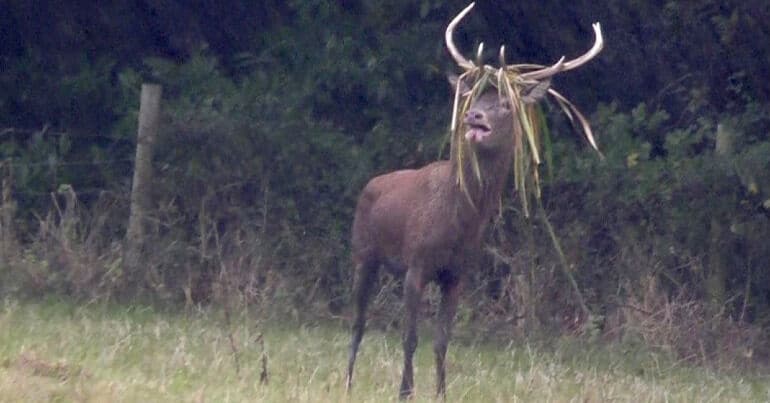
[1,126,267,201]
[2,155,132,199]
[1,125,133,170]
[2,157,263,200]
[11,187,129,198]
[0,126,131,140]
[3,158,134,169]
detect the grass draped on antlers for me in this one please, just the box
[448,62,602,217]
[447,60,602,321]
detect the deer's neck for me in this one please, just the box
[452,146,513,222]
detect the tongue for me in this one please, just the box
[465,128,489,142]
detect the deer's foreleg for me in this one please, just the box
[434,277,461,399]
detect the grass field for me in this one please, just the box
[1,297,768,402]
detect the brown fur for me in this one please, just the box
[346,84,522,399]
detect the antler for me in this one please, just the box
[519,23,604,81]
[445,2,476,70]
[447,3,603,80]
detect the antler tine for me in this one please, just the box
[562,22,604,70]
[519,56,565,81]
[519,22,604,81]
[445,2,476,70]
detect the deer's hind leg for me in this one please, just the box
[346,255,380,391]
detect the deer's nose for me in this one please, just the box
[465,110,485,121]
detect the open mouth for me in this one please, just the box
[464,122,491,143]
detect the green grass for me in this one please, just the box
[0,297,768,402]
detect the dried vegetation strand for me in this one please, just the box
[446,2,604,216]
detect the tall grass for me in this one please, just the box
[1,298,768,402]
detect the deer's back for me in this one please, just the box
[352,161,471,273]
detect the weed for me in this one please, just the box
[1,298,768,402]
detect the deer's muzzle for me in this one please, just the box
[464,111,491,143]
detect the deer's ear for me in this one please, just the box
[521,80,551,104]
[447,73,470,94]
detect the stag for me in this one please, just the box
[346,3,603,399]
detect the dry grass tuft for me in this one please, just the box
[607,275,769,370]
[13,350,90,381]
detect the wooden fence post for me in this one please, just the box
[1,160,16,264]
[125,83,162,277]
[706,122,735,307]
